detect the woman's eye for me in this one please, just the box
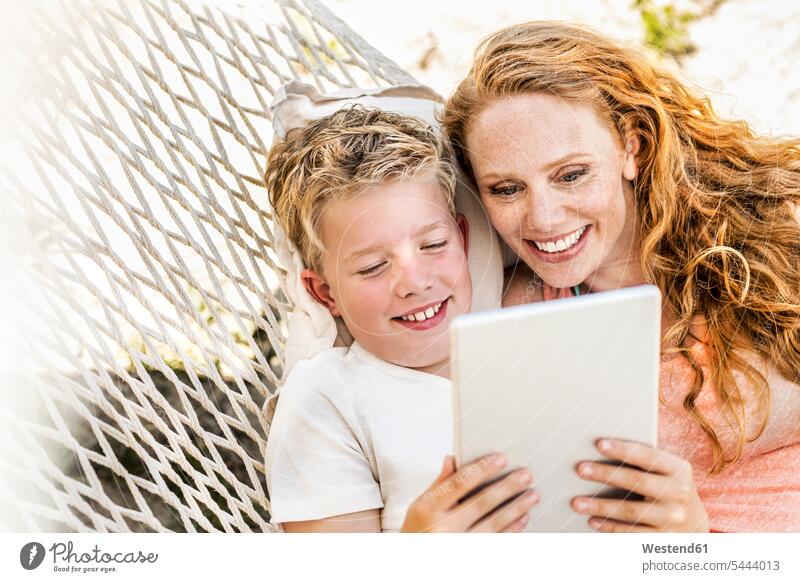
[422,240,448,250]
[357,262,386,276]
[491,184,520,197]
[560,169,588,184]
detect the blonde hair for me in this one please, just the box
[442,21,800,473]
[265,106,457,273]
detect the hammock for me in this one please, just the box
[1,0,415,533]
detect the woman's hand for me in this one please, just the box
[401,453,538,532]
[572,439,709,533]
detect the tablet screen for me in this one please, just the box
[450,285,661,532]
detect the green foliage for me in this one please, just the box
[634,0,697,58]
[633,0,730,59]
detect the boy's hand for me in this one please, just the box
[572,439,709,532]
[401,453,538,532]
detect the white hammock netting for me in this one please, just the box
[1,0,415,533]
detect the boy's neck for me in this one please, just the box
[412,358,451,380]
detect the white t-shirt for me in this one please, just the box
[264,342,453,532]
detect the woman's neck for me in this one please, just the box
[584,189,647,293]
[583,251,646,294]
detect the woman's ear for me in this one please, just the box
[456,213,470,259]
[622,133,641,181]
[301,268,340,317]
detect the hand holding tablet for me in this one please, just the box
[571,437,709,533]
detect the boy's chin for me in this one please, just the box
[367,342,449,372]
[397,356,449,375]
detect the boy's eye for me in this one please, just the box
[422,240,448,250]
[357,262,386,277]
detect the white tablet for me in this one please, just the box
[450,284,661,532]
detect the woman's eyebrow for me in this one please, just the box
[478,152,593,183]
[542,152,593,171]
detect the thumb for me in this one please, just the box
[434,455,456,484]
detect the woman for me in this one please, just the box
[442,21,800,532]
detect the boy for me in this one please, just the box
[264,106,537,532]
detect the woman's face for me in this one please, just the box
[466,93,640,290]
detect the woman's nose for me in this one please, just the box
[525,187,567,234]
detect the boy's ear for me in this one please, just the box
[301,268,340,317]
[456,213,469,259]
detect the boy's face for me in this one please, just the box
[303,176,472,375]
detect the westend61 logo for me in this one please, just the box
[19,541,158,574]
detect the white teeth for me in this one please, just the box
[534,226,586,253]
[399,300,443,322]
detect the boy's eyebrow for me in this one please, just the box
[343,220,450,264]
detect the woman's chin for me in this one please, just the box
[543,277,582,291]
[523,249,596,291]
[533,264,590,291]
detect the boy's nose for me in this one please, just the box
[393,261,434,298]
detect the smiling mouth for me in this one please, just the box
[532,226,587,252]
[392,298,450,330]
[525,225,591,263]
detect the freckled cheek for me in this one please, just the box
[580,186,626,238]
[578,196,606,224]
[482,200,524,242]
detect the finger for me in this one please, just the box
[434,455,456,485]
[595,439,687,476]
[500,513,531,533]
[576,461,677,500]
[470,489,538,533]
[572,496,672,528]
[437,453,509,507]
[588,517,657,533]
[456,468,534,525]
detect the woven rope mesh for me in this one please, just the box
[0,0,414,532]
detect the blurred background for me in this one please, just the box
[328,0,800,136]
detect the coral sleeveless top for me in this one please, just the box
[541,283,800,532]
